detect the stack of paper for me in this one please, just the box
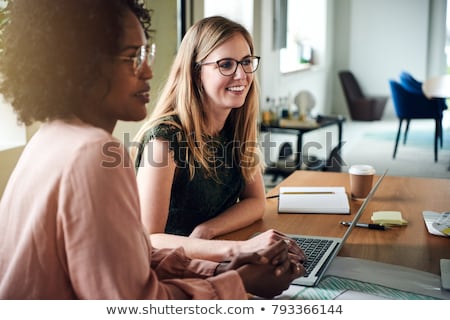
[278,186,350,214]
[432,212,450,236]
[422,211,450,237]
[371,211,408,226]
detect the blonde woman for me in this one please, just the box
[132,16,305,262]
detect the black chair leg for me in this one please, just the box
[434,118,439,162]
[393,119,403,159]
[403,119,410,145]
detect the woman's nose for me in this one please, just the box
[139,62,153,80]
[233,63,246,79]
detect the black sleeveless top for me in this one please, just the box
[135,116,245,236]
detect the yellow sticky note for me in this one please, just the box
[371,211,408,226]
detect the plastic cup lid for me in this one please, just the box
[349,164,376,175]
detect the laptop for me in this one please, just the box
[289,170,388,287]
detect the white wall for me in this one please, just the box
[332,0,447,120]
[351,0,428,91]
[349,0,428,118]
[428,0,448,76]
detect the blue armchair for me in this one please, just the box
[389,79,445,162]
[399,71,423,92]
[399,71,447,140]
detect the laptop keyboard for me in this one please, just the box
[294,237,334,276]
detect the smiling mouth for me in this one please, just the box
[136,91,149,98]
[135,90,150,104]
[135,86,150,98]
[226,85,245,92]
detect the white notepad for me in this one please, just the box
[278,186,350,214]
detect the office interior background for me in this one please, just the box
[0,0,448,196]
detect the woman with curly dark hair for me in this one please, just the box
[0,0,303,299]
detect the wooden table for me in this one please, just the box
[218,171,450,275]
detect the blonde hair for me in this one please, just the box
[131,16,264,183]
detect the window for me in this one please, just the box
[279,0,326,73]
[0,0,26,151]
[203,0,253,34]
[0,96,26,151]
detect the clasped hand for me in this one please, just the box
[215,240,306,299]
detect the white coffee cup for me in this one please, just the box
[349,164,376,200]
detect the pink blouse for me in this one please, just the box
[0,119,246,299]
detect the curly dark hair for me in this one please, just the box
[0,0,151,125]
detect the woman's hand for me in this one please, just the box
[235,240,305,298]
[215,239,305,279]
[240,229,306,263]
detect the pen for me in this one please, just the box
[282,191,335,195]
[266,191,335,199]
[340,221,390,230]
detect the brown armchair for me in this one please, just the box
[338,70,388,121]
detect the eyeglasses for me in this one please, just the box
[116,43,156,75]
[198,56,260,76]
